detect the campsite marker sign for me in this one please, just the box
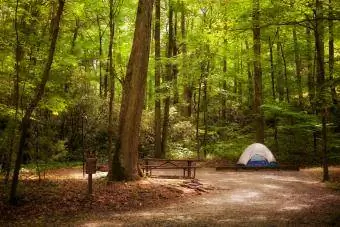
[86,157,97,194]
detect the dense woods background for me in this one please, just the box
[1,0,340,199]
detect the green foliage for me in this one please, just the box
[205,142,246,162]
[22,161,82,172]
[262,103,319,129]
[167,143,196,159]
[0,0,339,173]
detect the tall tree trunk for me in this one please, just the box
[280,42,289,103]
[146,76,153,110]
[221,58,227,121]
[5,0,21,184]
[238,50,243,104]
[276,29,284,102]
[274,116,279,155]
[328,0,336,104]
[112,0,154,181]
[161,0,174,157]
[245,40,253,109]
[154,0,162,158]
[104,67,108,97]
[196,68,203,158]
[252,0,264,144]
[10,0,65,204]
[293,25,302,106]
[203,61,209,158]
[181,2,191,117]
[97,14,103,97]
[107,0,116,180]
[173,9,179,104]
[269,37,275,101]
[314,0,329,181]
[306,25,315,109]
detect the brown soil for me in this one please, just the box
[1,167,340,226]
[75,168,340,226]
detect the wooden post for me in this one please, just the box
[88,172,93,194]
[86,157,97,195]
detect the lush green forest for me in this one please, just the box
[1,0,340,201]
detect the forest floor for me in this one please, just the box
[1,167,340,226]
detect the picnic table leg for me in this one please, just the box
[187,161,192,178]
[146,159,149,176]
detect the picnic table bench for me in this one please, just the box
[140,158,201,178]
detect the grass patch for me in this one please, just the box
[22,161,83,171]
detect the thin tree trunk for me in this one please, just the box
[245,40,253,109]
[239,47,244,104]
[70,18,79,54]
[328,0,336,104]
[10,0,65,204]
[181,2,191,117]
[274,116,279,154]
[269,37,275,101]
[221,58,227,121]
[314,0,329,181]
[306,25,315,109]
[97,15,103,97]
[203,61,209,158]
[293,25,302,106]
[252,0,264,144]
[161,0,173,157]
[280,42,289,103]
[5,0,21,184]
[107,0,116,180]
[154,0,162,158]
[173,9,179,104]
[276,29,284,102]
[196,69,203,159]
[113,0,154,180]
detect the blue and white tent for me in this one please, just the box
[237,143,277,167]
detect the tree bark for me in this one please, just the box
[252,0,264,144]
[10,0,65,204]
[161,0,174,157]
[173,9,179,105]
[196,67,203,159]
[245,40,253,109]
[276,29,284,102]
[181,2,191,117]
[221,58,227,121]
[306,25,315,109]
[107,0,116,180]
[203,61,209,158]
[113,0,154,181]
[314,0,329,181]
[4,0,21,184]
[97,14,103,97]
[238,50,243,104]
[154,0,162,158]
[293,25,302,106]
[268,37,275,101]
[280,42,289,103]
[328,0,336,104]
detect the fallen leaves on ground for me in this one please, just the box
[0,178,186,224]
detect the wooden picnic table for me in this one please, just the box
[140,158,202,178]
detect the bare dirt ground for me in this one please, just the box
[75,168,340,227]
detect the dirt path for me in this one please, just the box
[74,168,340,226]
